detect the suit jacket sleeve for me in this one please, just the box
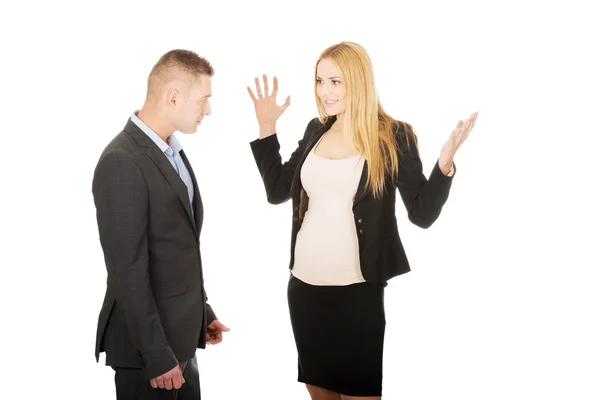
[395,124,456,229]
[206,293,217,325]
[93,151,178,379]
[249,118,319,204]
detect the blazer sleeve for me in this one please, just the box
[249,118,319,204]
[92,151,178,379]
[205,293,217,325]
[395,124,456,229]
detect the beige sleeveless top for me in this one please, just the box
[291,136,367,286]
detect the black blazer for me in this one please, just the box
[250,116,455,283]
[92,119,217,380]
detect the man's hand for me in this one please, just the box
[150,364,185,390]
[207,320,230,345]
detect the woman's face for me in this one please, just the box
[316,58,347,116]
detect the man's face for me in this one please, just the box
[173,74,212,134]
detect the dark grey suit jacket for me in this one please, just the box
[92,118,217,380]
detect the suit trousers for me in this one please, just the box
[113,355,200,400]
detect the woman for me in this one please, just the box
[247,42,477,400]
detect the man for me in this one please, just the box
[92,49,229,399]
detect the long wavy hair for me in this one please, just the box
[314,42,417,198]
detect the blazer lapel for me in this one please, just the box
[124,119,196,229]
[180,150,203,237]
[353,161,369,205]
[145,146,196,229]
[290,116,370,205]
[291,117,336,198]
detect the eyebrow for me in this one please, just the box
[316,76,341,80]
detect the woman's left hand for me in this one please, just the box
[439,111,478,175]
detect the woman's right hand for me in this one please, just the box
[247,74,290,137]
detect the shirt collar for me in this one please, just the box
[131,110,182,157]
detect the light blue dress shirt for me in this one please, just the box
[131,111,195,212]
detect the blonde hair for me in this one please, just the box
[313,42,416,198]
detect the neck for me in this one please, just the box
[330,113,345,134]
[137,103,174,143]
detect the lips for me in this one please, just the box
[324,100,338,107]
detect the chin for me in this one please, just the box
[181,126,199,134]
[323,105,343,117]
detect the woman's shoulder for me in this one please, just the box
[306,116,322,130]
[306,116,332,129]
[302,116,334,137]
[389,119,418,150]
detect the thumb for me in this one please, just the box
[218,321,231,331]
[281,95,291,110]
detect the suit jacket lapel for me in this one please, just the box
[145,146,197,229]
[180,150,203,237]
[353,161,369,205]
[124,119,196,230]
[290,116,369,205]
[291,117,336,198]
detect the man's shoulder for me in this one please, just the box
[93,127,146,175]
[97,124,143,161]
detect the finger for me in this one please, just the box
[470,112,478,129]
[281,95,291,111]
[463,113,476,135]
[272,76,279,97]
[457,121,472,144]
[462,117,471,132]
[164,377,173,391]
[158,379,165,389]
[461,122,473,144]
[172,373,183,390]
[254,77,263,97]
[217,322,231,332]
[263,74,269,97]
[457,118,469,137]
[150,379,158,389]
[247,86,257,102]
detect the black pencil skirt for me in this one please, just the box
[287,274,387,397]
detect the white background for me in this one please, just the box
[1,0,599,399]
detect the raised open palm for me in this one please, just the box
[247,74,291,125]
[441,111,478,158]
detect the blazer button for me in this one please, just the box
[358,218,362,223]
[359,229,363,234]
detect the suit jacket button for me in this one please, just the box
[358,218,362,223]
[359,229,363,234]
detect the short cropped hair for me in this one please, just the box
[147,49,214,95]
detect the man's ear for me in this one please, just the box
[167,89,180,108]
